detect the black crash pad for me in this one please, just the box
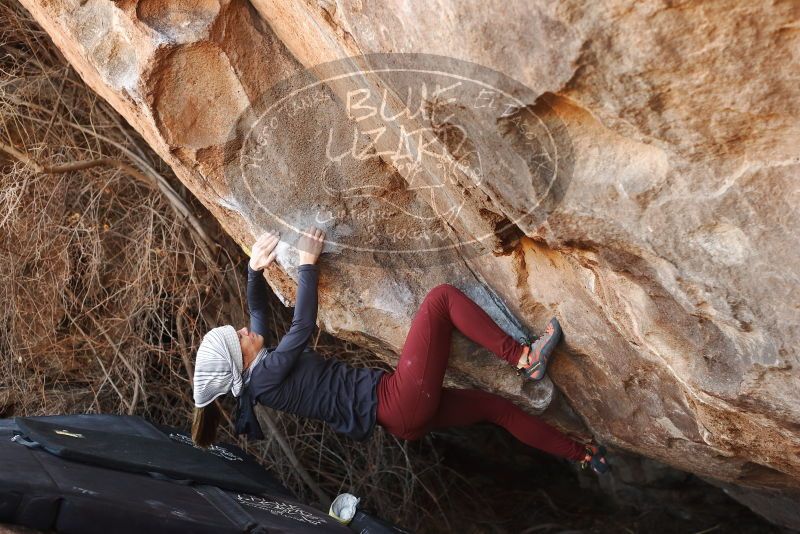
[15,417,266,495]
[0,414,350,534]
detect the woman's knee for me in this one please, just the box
[425,283,459,303]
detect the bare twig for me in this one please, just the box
[255,406,332,509]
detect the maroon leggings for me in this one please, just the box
[376,284,585,461]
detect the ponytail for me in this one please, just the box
[191,399,222,448]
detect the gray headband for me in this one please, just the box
[193,325,243,408]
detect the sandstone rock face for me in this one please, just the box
[19,0,800,527]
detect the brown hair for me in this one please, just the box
[191,399,222,448]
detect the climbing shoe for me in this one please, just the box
[517,317,563,382]
[580,444,610,475]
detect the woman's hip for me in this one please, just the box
[375,371,436,441]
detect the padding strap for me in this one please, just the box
[146,471,193,485]
[10,433,41,449]
[192,485,265,533]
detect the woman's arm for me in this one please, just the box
[247,264,271,337]
[248,231,280,337]
[258,227,325,387]
[263,264,318,381]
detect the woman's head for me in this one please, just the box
[191,324,265,447]
[192,325,244,409]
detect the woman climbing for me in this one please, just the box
[191,227,609,475]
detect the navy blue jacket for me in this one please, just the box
[234,263,384,442]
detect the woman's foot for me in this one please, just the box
[517,317,563,381]
[516,344,531,368]
[580,444,610,475]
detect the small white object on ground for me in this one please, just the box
[329,492,360,524]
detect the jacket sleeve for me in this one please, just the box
[257,264,319,387]
[234,385,264,440]
[247,264,271,338]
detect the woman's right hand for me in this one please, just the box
[297,226,326,265]
[249,230,280,271]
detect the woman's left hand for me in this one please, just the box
[249,230,280,271]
